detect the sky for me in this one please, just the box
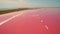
[0,0,60,10]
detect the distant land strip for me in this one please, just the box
[0,8,33,15]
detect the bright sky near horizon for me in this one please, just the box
[0,0,60,10]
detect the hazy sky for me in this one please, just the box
[0,0,60,10]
